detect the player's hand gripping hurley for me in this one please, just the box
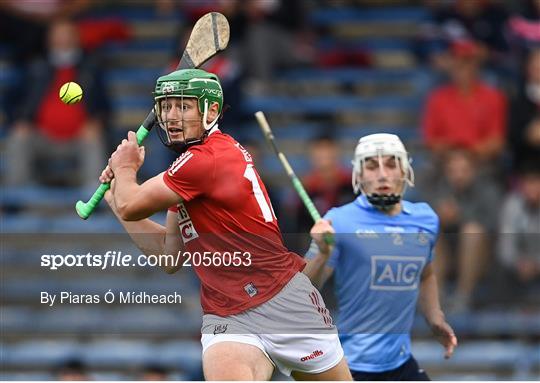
[76,12,230,219]
[255,111,334,245]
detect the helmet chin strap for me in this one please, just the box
[157,119,207,155]
[360,179,403,210]
[167,135,207,154]
[365,193,402,209]
[166,122,209,154]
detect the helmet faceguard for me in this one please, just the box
[153,69,223,153]
[351,133,414,209]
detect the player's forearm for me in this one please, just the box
[112,212,181,274]
[303,253,330,289]
[113,167,145,220]
[110,203,168,256]
[419,271,445,326]
[109,198,182,274]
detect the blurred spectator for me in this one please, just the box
[498,160,540,291]
[56,358,90,381]
[139,364,169,381]
[421,0,510,70]
[316,47,372,69]
[241,0,315,95]
[422,39,507,164]
[162,0,311,89]
[287,134,353,251]
[5,19,109,187]
[0,0,92,62]
[506,0,540,54]
[422,149,501,312]
[508,48,540,171]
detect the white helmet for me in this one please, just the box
[352,133,414,206]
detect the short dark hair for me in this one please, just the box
[310,132,336,145]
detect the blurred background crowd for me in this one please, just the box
[1,0,539,380]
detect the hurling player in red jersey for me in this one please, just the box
[99,69,351,381]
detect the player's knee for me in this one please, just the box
[203,342,273,381]
[204,363,255,381]
[321,358,353,381]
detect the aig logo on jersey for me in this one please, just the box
[370,256,425,291]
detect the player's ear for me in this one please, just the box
[206,102,219,123]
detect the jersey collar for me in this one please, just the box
[355,194,412,215]
[208,124,220,136]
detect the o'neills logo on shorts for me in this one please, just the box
[243,282,258,297]
[300,350,324,362]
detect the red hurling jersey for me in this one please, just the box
[163,129,305,316]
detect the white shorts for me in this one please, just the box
[201,272,344,376]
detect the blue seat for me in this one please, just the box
[310,7,430,25]
[105,68,163,83]
[240,124,322,142]
[1,279,65,303]
[37,306,107,333]
[0,372,54,380]
[425,310,540,337]
[316,38,415,51]
[88,372,127,380]
[158,340,202,375]
[280,68,429,83]
[281,68,434,99]
[0,308,38,333]
[103,40,176,54]
[51,215,122,233]
[112,96,152,110]
[413,340,528,369]
[109,306,200,334]
[262,155,310,176]
[530,344,540,368]
[337,126,419,142]
[1,212,125,233]
[4,340,81,367]
[434,373,499,380]
[82,5,183,21]
[82,340,153,367]
[0,66,20,88]
[243,96,420,114]
[0,186,85,208]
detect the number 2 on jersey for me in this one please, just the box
[243,164,275,222]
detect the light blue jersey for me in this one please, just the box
[306,195,439,373]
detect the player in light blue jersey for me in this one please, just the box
[304,133,457,380]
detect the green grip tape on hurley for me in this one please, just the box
[75,125,151,220]
[134,125,151,145]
